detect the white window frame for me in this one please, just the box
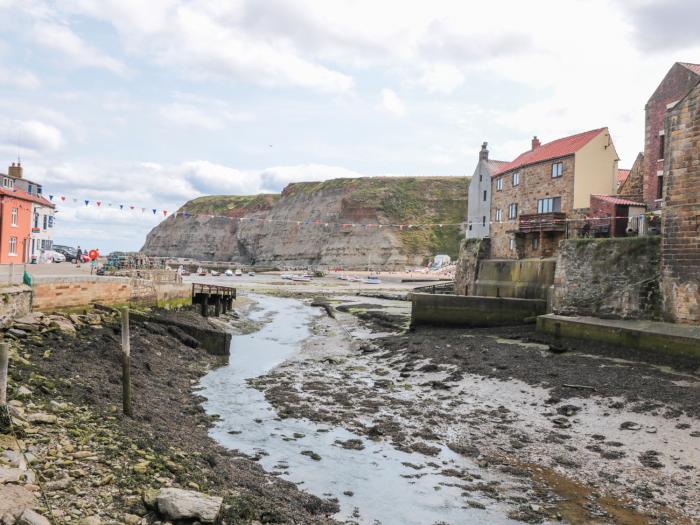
[496,177,503,191]
[512,172,520,187]
[508,203,518,220]
[9,236,17,256]
[11,207,18,227]
[495,208,503,222]
[508,238,515,251]
[551,162,563,178]
[537,197,562,214]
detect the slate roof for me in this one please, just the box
[679,62,700,76]
[493,128,605,176]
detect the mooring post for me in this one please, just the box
[120,308,132,417]
[200,294,209,317]
[0,341,9,432]
[213,294,222,316]
[221,294,228,314]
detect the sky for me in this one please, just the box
[0,0,698,252]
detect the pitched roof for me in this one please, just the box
[486,160,508,174]
[679,62,700,76]
[0,187,55,208]
[493,128,605,176]
[592,194,646,207]
[617,169,631,186]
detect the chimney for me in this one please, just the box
[531,136,541,151]
[8,162,22,179]
[479,142,489,161]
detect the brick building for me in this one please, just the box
[490,128,618,259]
[466,142,506,239]
[643,62,700,208]
[660,81,700,323]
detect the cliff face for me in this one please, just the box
[142,177,469,268]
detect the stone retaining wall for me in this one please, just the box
[453,238,490,295]
[0,284,32,326]
[552,237,661,319]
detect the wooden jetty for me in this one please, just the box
[191,283,236,317]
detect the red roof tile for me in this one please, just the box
[592,194,646,207]
[0,187,55,208]
[486,160,508,175]
[493,128,605,176]
[679,62,700,76]
[617,169,631,186]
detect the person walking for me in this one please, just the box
[76,245,82,268]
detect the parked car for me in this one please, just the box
[53,245,78,262]
[39,250,66,263]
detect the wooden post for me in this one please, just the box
[200,294,209,317]
[0,342,10,432]
[213,294,222,317]
[120,308,132,417]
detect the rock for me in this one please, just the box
[142,488,159,510]
[15,387,32,399]
[620,421,641,431]
[16,510,50,525]
[556,405,580,417]
[76,516,101,525]
[0,467,24,484]
[7,329,27,338]
[71,451,95,459]
[13,313,43,326]
[47,317,76,335]
[44,475,71,491]
[123,514,141,525]
[156,488,222,523]
[0,485,37,516]
[26,413,57,425]
[551,417,572,428]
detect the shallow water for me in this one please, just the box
[200,294,519,525]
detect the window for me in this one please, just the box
[37,186,42,195]
[482,216,486,227]
[33,213,39,228]
[657,175,664,200]
[512,172,520,186]
[495,208,503,222]
[508,203,518,220]
[11,208,17,227]
[658,132,665,160]
[479,174,482,182]
[43,215,48,229]
[508,238,515,251]
[496,177,503,191]
[2,178,8,188]
[537,197,562,214]
[9,236,17,256]
[40,239,46,250]
[532,237,540,250]
[483,190,487,202]
[28,183,33,195]
[48,216,54,228]
[551,162,563,178]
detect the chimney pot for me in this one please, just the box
[479,141,489,161]
[531,136,541,150]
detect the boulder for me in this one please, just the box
[26,413,57,425]
[0,485,37,516]
[156,488,222,523]
[0,467,24,484]
[17,509,51,525]
[47,317,76,335]
[12,313,43,326]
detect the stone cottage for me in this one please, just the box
[466,142,506,239]
[489,129,619,259]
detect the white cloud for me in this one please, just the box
[380,88,406,117]
[32,22,126,74]
[259,164,364,192]
[0,118,63,152]
[0,64,39,89]
[159,103,224,131]
[420,64,464,94]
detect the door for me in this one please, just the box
[614,205,629,237]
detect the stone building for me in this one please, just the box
[661,81,700,323]
[643,62,700,208]
[489,129,618,259]
[618,152,644,201]
[466,142,506,239]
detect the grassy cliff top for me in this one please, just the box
[179,194,280,215]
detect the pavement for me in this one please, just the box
[0,262,95,285]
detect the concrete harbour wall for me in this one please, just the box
[475,258,556,301]
[411,292,546,327]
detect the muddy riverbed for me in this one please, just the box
[206,292,700,525]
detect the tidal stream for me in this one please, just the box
[200,295,519,525]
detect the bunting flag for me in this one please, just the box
[61,196,66,202]
[96,201,101,207]
[49,195,54,201]
[84,200,89,206]
[119,204,124,210]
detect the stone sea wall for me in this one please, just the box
[552,236,661,320]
